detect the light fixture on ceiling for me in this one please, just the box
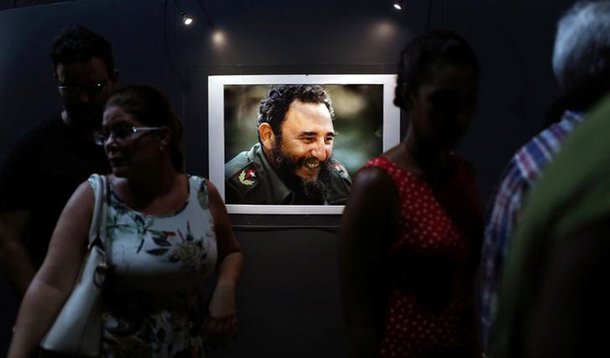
[180,10,194,26]
[393,0,403,10]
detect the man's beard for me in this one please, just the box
[271,142,332,205]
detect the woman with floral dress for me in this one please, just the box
[9,85,243,357]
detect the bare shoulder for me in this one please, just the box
[205,178,224,206]
[351,166,395,198]
[203,178,229,217]
[343,165,398,226]
[43,180,95,272]
[68,180,96,210]
[56,179,96,233]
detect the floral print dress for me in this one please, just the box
[89,175,218,357]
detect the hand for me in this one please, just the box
[205,282,237,348]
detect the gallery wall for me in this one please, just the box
[0,0,577,356]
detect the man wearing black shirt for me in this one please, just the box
[0,25,116,296]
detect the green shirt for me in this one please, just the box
[225,143,351,205]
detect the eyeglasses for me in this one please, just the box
[58,78,109,98]
[94,125,164,146]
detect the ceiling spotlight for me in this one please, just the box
[393,0,403,10]
[180,11,194,26]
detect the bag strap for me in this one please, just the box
[88,174,108,250]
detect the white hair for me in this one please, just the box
[552,1,610,92]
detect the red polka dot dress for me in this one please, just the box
[366,155,483,357]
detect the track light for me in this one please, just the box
[393,0,403,10]
[180,10,194,26]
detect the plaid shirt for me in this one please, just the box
[479,110,583,353]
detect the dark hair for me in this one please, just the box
[551,1,610,112]
[394,30,480,110]
[105,85,185,172]
[49,25,115,74]
[257,84,335,140]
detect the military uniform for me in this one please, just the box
[225,143,351,205]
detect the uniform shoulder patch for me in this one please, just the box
[228,162,260,190]
[238,167,258,186]
[331,160,350,178]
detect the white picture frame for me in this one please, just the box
[208,74,400,215]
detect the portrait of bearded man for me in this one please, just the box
[225,84,351,205]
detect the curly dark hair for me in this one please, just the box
[49,25,115,74]
[257,84,335,140]
[394,30,480,110]
[105,85,185,172]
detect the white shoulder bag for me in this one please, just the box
[40,174,108,357]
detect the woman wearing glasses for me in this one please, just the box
[9,85,243,357]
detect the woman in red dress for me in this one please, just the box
[339,30,483,358]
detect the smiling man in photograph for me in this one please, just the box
[225,84,351,205]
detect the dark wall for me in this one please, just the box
[0,0,577,356]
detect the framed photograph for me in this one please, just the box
[208,74,400,215]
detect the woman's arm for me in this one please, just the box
[206,180,243,340]
[8,181,95,358]
[338,167,398,358]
